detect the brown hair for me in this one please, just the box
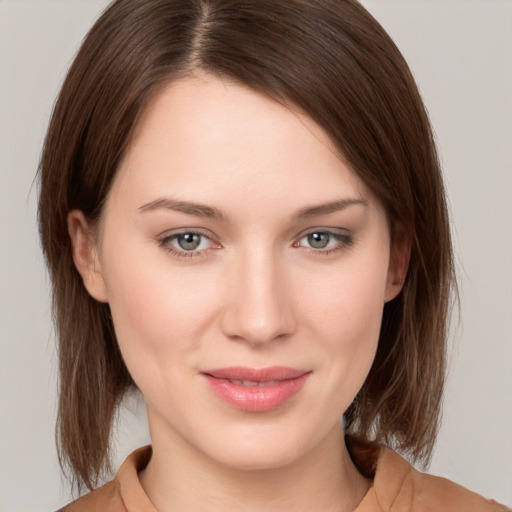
[38,0,455,491]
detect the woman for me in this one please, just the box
[37,0,508,510]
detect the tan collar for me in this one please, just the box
[113,439,507,512]
[113,438,400,512]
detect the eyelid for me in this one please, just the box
[294,226,352,241]
[156,226,217,239]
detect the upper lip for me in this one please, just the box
[202,366,310,382]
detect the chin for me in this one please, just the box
[196,420,333,472]
[213,443,304,472]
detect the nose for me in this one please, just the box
[219,249,296,346]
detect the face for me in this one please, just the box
[70,75,405,471]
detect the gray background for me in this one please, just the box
[0,1,511,510]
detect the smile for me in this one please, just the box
[201,366,311,412]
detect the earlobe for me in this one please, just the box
[384,229,412,303]
[67,210,108,303]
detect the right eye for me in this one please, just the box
[159,231,217,257]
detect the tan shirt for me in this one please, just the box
[58,440,509,511]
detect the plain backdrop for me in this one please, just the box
[0,1,511,510]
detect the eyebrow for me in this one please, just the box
[294,198,368,220]
[138,198,227,220]
[138,197,367,221]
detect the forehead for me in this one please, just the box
[108,75,373,216]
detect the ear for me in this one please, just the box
[67,210,108,303]
[384,226,411,303]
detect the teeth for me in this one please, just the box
[230,379,280,386]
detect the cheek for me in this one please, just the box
[100,240,222,382]
[305,252,388,341]
[300,252,389,404]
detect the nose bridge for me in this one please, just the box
[220,244,295,345]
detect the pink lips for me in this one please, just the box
[202,366,311,412]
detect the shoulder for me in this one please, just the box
[348,437,510,512]
[405,470,510,512]
[56,480,124,512]
[56,446,154,512]
[374,445,509,511]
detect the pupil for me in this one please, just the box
[178,233,201,250]
[308,232,329,249]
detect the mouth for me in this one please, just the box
[201,366,311,412]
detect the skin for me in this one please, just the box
[69,75,409,512]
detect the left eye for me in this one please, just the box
[296,231,351,251]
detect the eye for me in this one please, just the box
[159,231,218,257]
[173,232,207,251]
[306,232,331,249]
[294,230,353,254]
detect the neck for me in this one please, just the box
[139,421,370,512]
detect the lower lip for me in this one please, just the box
[202,373,311,412]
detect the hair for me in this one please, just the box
[38,0,455,492]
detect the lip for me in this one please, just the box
[201,366,311,412]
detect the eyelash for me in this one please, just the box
[158,229,353,259]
